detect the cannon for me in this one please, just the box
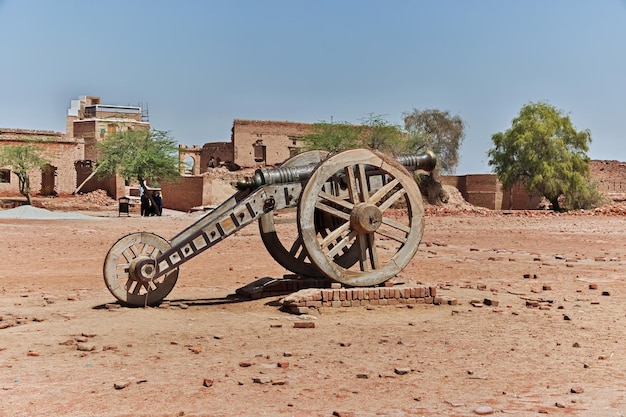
[103,148,436,307]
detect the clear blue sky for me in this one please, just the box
[1,0,624,174]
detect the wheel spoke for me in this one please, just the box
[381,216,411,234]
[356,163,370,202]
[320,222,351,250]
[345,165,361,204]
[374,227,408,244]
[319,191,354,211]
[327,230,356,258]
[378,187,407,211]
[368,178,399,205]
[357,234,370,272]
[315,199,351,221]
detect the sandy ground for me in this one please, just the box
[1,202,626,417]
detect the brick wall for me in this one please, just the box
[0,129,84,196]
[441,174,540,210]
[201,142,234,170]
[232,120,310,168]
[161,176,212,212]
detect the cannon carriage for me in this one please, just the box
[103,148,436,307]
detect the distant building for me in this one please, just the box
[67,95,150,161]
[0,128,84,196]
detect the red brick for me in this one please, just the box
[305,300,322,307]
[322,290,332,302]
[430,287,437,297]
[311,292,323,301]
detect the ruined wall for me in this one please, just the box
[160,176,212,212]
[232,120,310,168]
[590,160,626,199]
[0,129,84,196]
[201,142,234,170]
[441,174,540,210]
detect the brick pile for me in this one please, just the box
[235,276,457,313]
[279,283,457,314]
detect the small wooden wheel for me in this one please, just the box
[103,232,179,307]
[259,150,360,276]
[297,148,424,286]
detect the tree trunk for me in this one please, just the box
[18,175,32,205]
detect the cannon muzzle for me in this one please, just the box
[395,150,437,173]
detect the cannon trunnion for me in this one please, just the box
[103,148,436,306]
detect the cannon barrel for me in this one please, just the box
[237,150,436,189]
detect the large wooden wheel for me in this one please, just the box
[259,150,359,277]
[103,232,179,307]
[297,148,424,287]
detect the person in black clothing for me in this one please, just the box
[152,191,162,216]
[140,192,151,217]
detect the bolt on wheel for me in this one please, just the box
[103,232,179,307]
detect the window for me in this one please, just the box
[0,169,10,184]
[254,143,266,163]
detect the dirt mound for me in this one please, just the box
[37,190,118,211]
[424,184,490,216]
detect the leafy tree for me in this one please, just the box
[0,142,49,205]
[358,114,410,155]
[96,129,181,196]
[300,120,361,152]
[487,101,603,211]
[302,115,409,155]
[403,108,465,174]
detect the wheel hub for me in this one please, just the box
[350,203,382,234]
[129,256,157,283]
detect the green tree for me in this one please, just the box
[301,120,361,152]
[0,142,49,205]
[302,115,409,155]
[96,129,181,199]
[403,108,465,174]
[487,101,603,211]
[358,114,409,155]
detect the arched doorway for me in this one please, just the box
[183,156,196,175]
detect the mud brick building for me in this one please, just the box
[0,128,84,196]
[67,95,150,161]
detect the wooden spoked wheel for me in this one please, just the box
[103,232,179,307]
[259,150,360,277]
[297,148,424,287]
